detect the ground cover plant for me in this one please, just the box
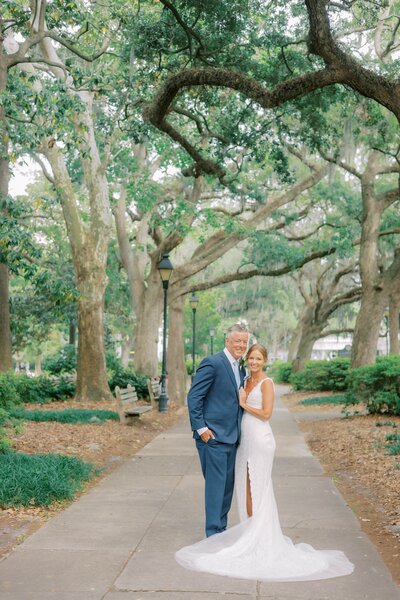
[298,394,347,406]
[9,408,119,424]
[385,433,400,456]
[0,452,98,507]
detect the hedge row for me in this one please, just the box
[268,356,400,416]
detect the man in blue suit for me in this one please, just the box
[187,323,249,537]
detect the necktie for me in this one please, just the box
[233,360,240,388]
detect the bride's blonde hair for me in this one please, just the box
[246,343,268,362]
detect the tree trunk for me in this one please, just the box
[35,355,42,375]
[133,269,163,375]
[0,262,12,371]
[287,323,302,362]
[351,290,387,367]
[292,325,322,373]
[0,67,12,372]
[168,295,189,405]
[120,334,133,367]
[69,319,77,346]
[351,173,386,367]
[75,248,112,401]
[388,285,400,355]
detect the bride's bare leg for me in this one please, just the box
[246,464,253,517]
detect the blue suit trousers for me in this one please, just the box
[196,438,237,537]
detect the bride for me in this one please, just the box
[175,343,354,582]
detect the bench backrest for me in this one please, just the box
[147,378,160,407]
[115,384,140,423]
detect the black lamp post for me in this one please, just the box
[157,253,174,412]
[190,293,199,377]
[209,327,215,355]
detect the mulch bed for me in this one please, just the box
[281,389,400,585]
[0,400,184,559]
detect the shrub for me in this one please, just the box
[10,408,119,424]
[0,452,98,507]
[12,374,75,404]
[345,356,400,415]
[108,367,149,398]
[0,371,21,410]
[42,344,77,375]
[290,359,350,392]
[268,360,292,383]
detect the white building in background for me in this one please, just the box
[311,334,390,360]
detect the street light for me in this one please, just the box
[157,253,174,412]
[209,327,215,355]
[190,293,199,377]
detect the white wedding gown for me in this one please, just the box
[175,378,354,582]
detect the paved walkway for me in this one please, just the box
[0,385,399,599]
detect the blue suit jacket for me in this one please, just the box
[187,351,246,445]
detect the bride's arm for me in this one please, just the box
[239,379,274,421]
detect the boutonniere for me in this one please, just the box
[239,357,246,369]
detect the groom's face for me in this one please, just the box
[226,332,249,360]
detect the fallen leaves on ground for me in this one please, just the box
[0,400,185,558]
[282,390,400,585]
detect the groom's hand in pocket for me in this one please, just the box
[200,429,215,443]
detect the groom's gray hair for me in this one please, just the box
[226,322,249,338]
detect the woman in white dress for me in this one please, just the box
[175,343,354,582]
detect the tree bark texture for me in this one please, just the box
[0,262,12,371]
[350,156,395,367]
[167,294,189,405]
[351,290,387,366]
[133,269,163,375]
[0,66,12,372]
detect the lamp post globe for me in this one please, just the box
[190,293,199,378]
[157,253,173,412]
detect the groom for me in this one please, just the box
[187,323,249,537]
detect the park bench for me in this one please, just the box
[147,377,161,408]
[115,384,152,424]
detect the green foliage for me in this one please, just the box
[13,374,75,404]
[298,394,347,406]
[42,344,77,375]
[0,453,97,507]
[345,356,400,416]
[290,359,350,391]
[0,196,41,276]
[0,372,22,411]
[0,409,12,455]
[376,420,397,428]
[10,408,119,424]
[267,360,293,383]
[385,433,400,455]
[108,367,149,398]
[0,372,75,406]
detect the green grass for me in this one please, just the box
[298,394,347,406]
[376,420,397,428]
[0,452,98,507]
[385,433,400,456]
[9,408,119,424]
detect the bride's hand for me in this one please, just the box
[239,387,247,408]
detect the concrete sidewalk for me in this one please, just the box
[0,385,399,600]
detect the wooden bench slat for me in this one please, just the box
[115,384,152,424]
